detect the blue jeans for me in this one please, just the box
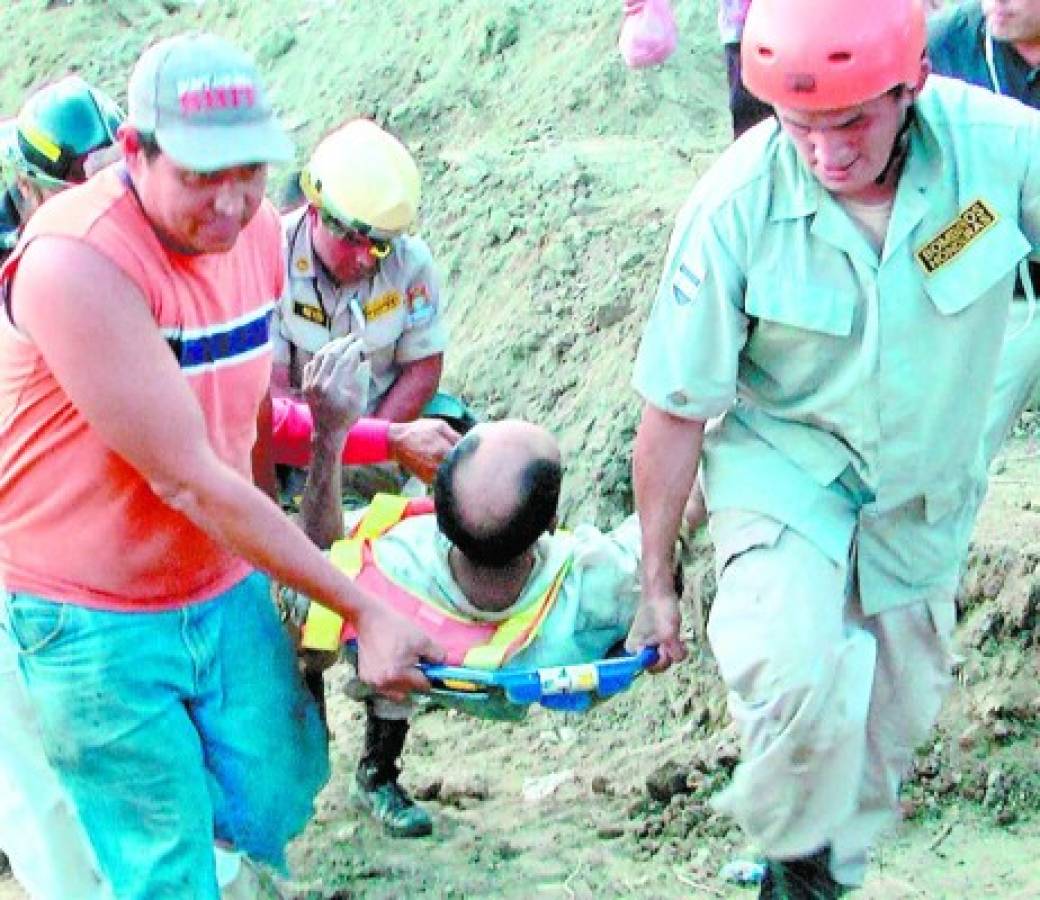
[0,624,108,899]
[2,573,329,900]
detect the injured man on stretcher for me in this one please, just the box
[278,336,665,835]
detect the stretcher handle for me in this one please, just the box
[342,640,660,694]
[420,646,660,689]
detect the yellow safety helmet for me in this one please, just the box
[300,119,420,241]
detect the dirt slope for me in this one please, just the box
[1,2,1038,898]
[2,0,730,523]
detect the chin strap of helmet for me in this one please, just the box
[874,99,916,187]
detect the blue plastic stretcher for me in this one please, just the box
[418,647,660,713]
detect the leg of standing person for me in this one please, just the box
[0,609,110,900]
[352,697,432,838]
[705,509,954,892]
[194,573,331,867]
[827,596,956,885]
[5,573,328,900]
[706,510,873,892]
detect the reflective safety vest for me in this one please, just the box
[301,493,573,669]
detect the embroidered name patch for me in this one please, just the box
[294,301,329,328]
[365,290,402,321]
[916,199,998,275]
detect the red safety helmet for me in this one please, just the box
[741,0,927,110]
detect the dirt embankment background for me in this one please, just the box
[1,2,1038,898]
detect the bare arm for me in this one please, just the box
[13,237,441,695]
[625,402,705,669]
[299,420,347,548]
[634,404,704,597]
[373,353,442,422]
[297,337,366,549]
[268,396,457,479]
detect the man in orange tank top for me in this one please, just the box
[0,33,442,900]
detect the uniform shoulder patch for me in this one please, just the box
[407,282,430,304]
[293,301,329,328]
[406,282,437,328]
[916,199,998,275]
[672,261,702,306]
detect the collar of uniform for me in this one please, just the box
[768,133,818,222]
[285,205,319,280]
[895,83,947,204]
[768,96,940,228]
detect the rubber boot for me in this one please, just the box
[351,704,432,838]
[758,847,849,900]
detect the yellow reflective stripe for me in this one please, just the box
[304,499,573,664]
[354,494,410,539]
[18,118,62,163]
[301,534,366,651]
[300,495,411,653]
[301,492,409,654]
[462,556,572,670]
[329,535,364,577]
[300,602,344,652]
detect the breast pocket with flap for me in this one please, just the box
[918,204,1029,317]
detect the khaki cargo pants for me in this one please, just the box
[705,509,957,887]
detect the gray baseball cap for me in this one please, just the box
[128,32,293,173]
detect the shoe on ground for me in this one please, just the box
[351,771,433,838]
[758,847,849,900]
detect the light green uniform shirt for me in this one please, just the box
[367,514,642,669]
[634,76,1040,614]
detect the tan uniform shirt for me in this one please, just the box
[274,207,448,412]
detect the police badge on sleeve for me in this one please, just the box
[406,282,437,328]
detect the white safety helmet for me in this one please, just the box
[299,119,420,241]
